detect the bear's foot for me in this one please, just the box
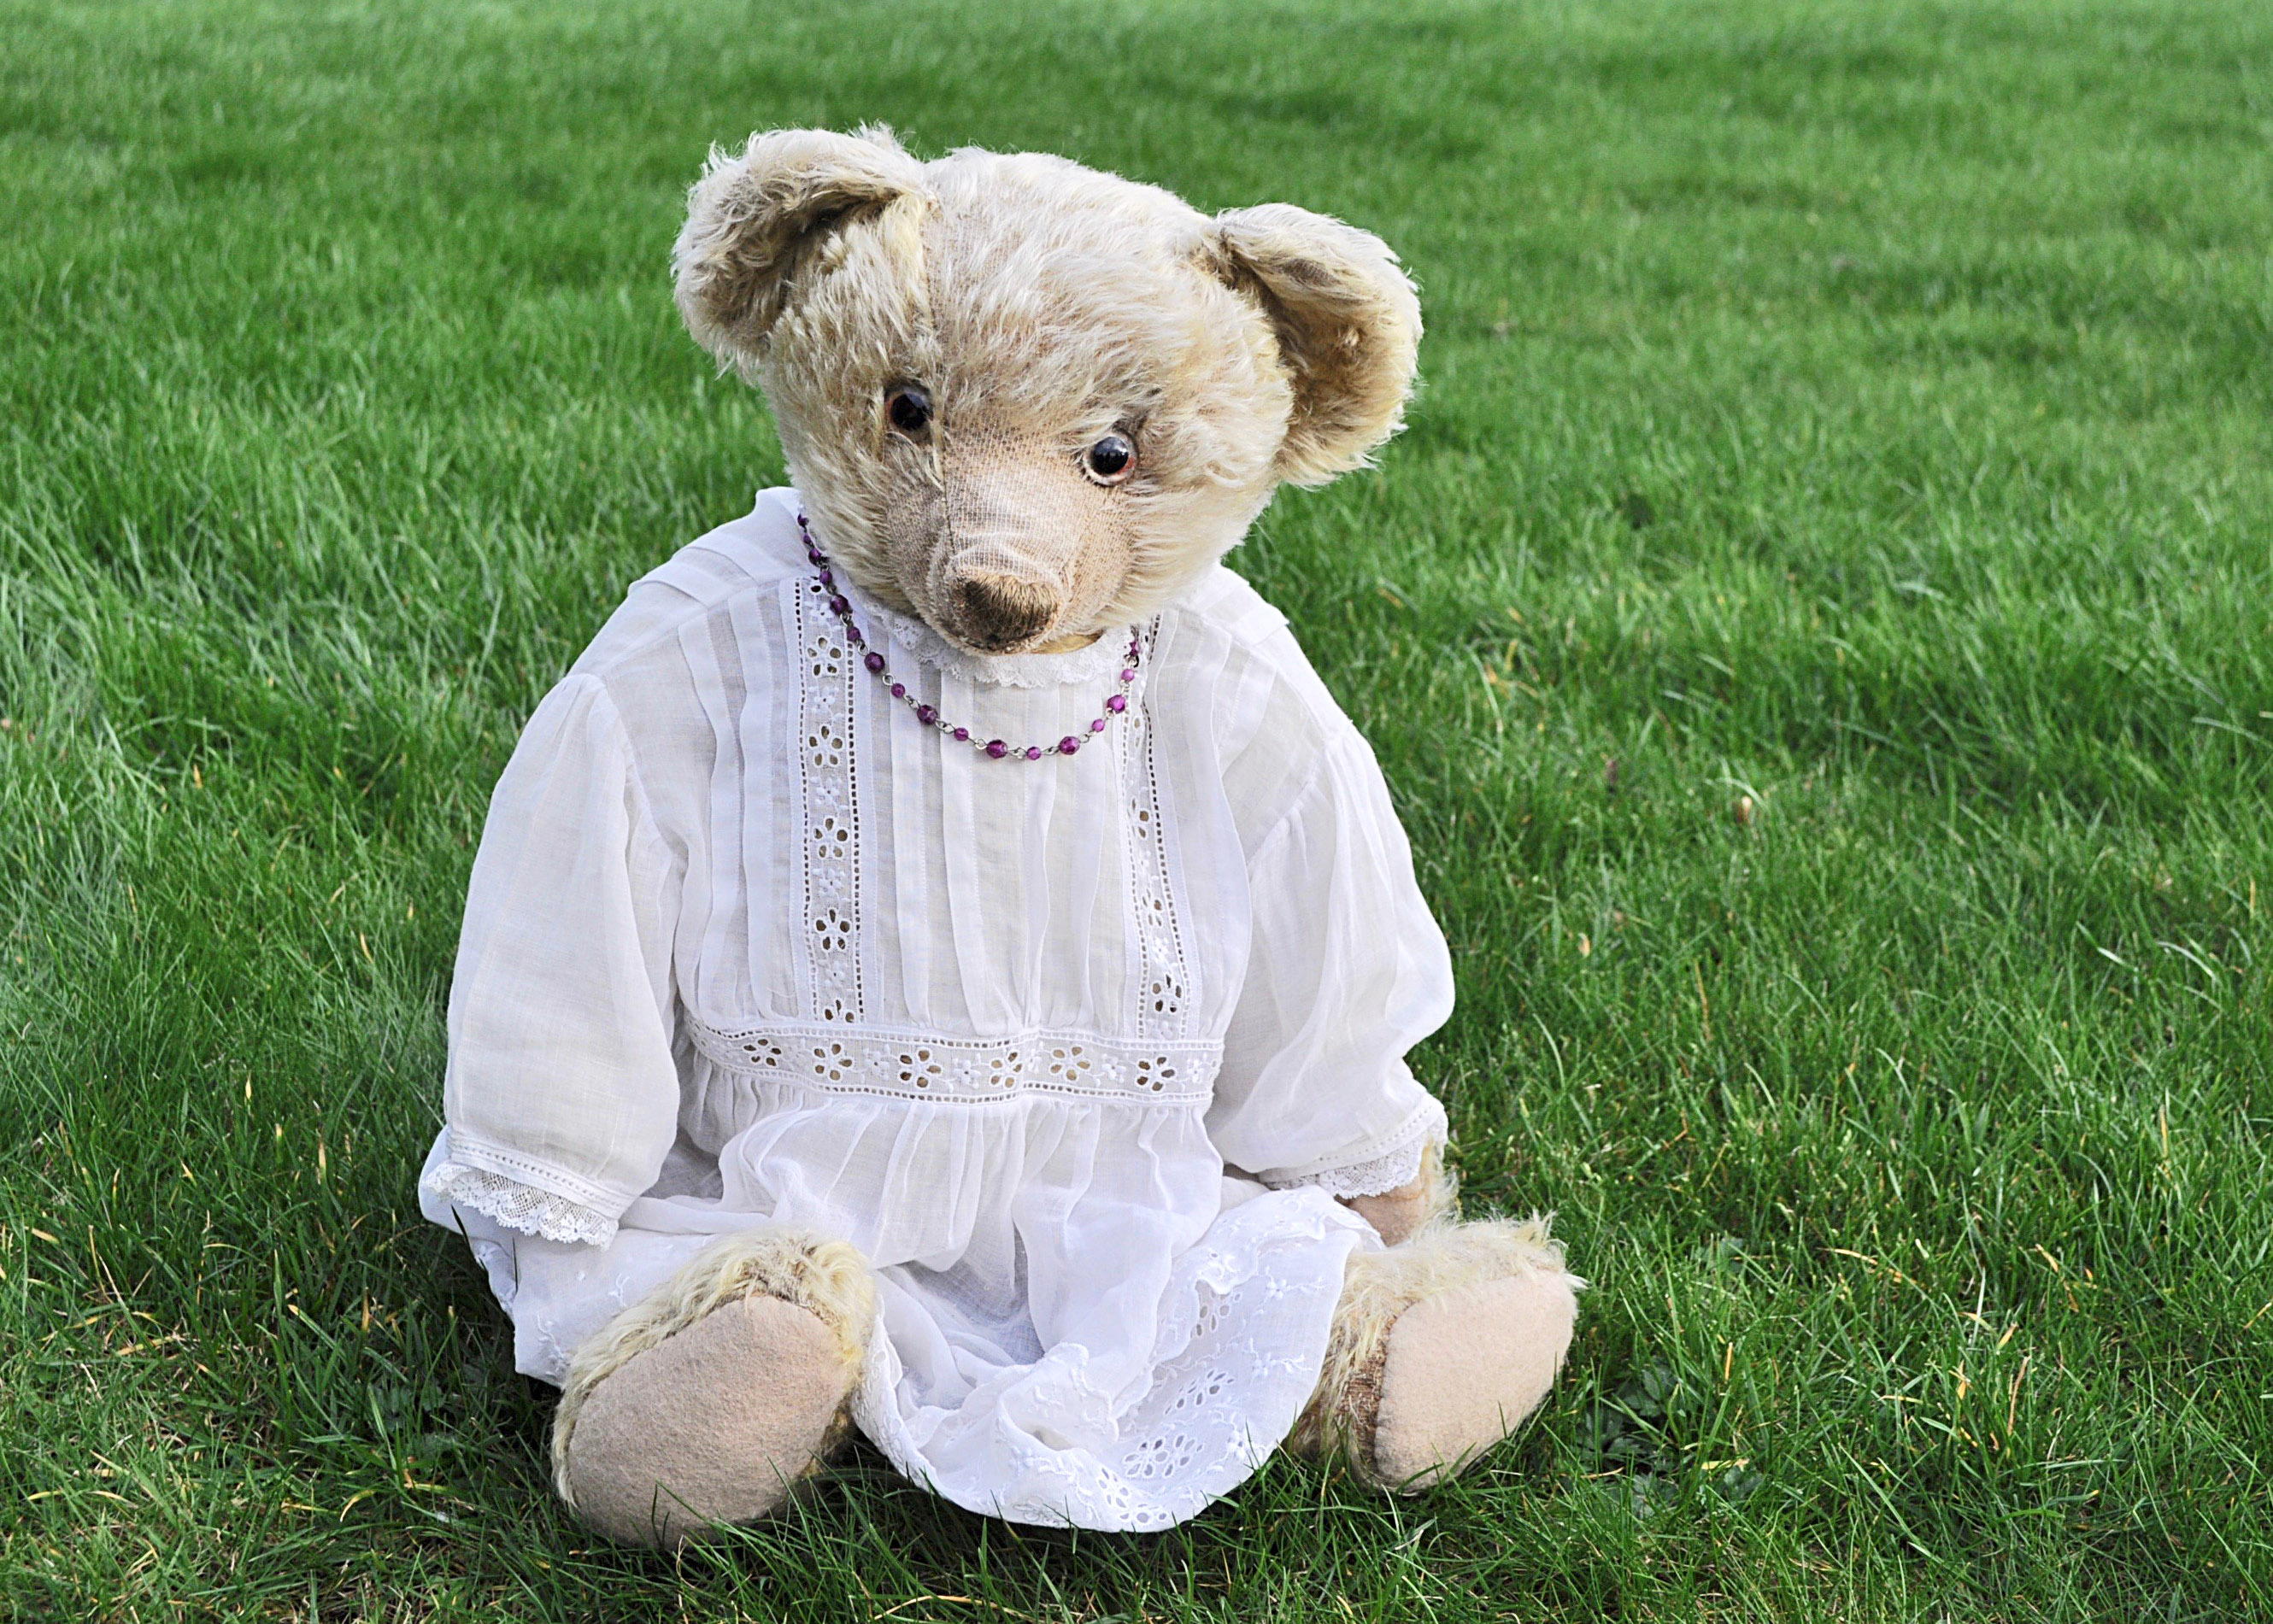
[1295,1216,1580,1492]
[551,1228,874,1547]
[1371,1265,1576,1486]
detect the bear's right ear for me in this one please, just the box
[673,125,929,370]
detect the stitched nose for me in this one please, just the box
[956,572,1059,650]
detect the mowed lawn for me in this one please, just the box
[3,0,2270,1617]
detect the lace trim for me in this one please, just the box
[852,583,1129,689]
[1264,1107,1443,1199]
[421,1161,618,1246]
[1281,1137,1432,1199]
[690,1017,1220,1104]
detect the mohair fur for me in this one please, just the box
[550,1226,875,1510]
[1291,1211,1583,1488]
[672,126,1421,654]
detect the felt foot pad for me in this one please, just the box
[1371,1269,1577,1490]
[562,1295,853,1546]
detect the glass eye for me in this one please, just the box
[1082,431,1136,486]
[886,386,932,435]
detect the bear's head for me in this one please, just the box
[673,126,1420,656]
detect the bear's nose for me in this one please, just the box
[955,572,1060,651]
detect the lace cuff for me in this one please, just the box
[420,1160,619,1247]
[1257,1099,1446,1199]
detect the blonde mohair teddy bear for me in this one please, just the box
[420,126,1580,1546]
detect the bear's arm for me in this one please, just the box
[1205,718,1452,1205]
[421,673,685,1248]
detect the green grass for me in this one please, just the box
[3,0,2270,1616]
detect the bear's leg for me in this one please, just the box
[551,1227,875,1547]
[1293,1216,1580,1492]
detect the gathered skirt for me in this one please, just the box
[422,1077,1374,1531]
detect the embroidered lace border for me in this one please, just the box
[689,1017,1220,1105]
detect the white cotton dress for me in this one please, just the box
[420,488,1455,1532]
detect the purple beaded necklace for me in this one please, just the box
[799,512,1138,760]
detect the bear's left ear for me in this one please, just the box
[674,125,930,372]
[1207,204,1422,485]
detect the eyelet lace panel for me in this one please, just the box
[421,1161,618,1246]
[689,1016,1220,1105]
[1119,644,1193,1041]
[793,583,864,1025]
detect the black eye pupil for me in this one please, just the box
[1088,435,1132,477]
[888,388,931,433]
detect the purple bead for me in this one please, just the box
[953,727,970,742]
[846,627,863,644]
[890,682,906,700]
[818,569,834,587]
[1059,736,1081,754]
[985,739,1008,759]
[1090,718,1107,732]
[1119,668,1136,683]
[1105,694,1127,713]
[828,595,849,617]
[1025,747,1043,760]
[916,705,937,725]
[864,652,886,673]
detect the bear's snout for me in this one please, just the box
[952,572,1060,652]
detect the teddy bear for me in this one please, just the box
[418,126,1580,1546]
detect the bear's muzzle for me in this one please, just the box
[950,570,1061,651]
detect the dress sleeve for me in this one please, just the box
[420,673,684,1247]
[1206,726,1455,1198]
